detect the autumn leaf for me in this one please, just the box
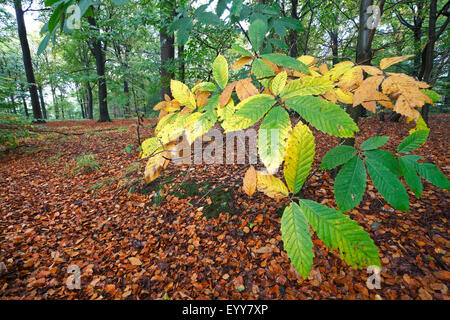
[379,55,414,70]
[243,165,257,197]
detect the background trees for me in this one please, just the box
[0,0,448,122]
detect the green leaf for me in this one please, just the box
[364,149,401,176]
[188,111,217,143]
[280,77,334,100]
[414,163,450,190]
[110,0,129,5]
[320,145,357,170]
[47,2,65,32]
[285,96,358,138]
[399,156,423,198]
[212,54,228,90]
[269,38,288,50]
[197,11,221,26]
[299,199,381,269]
[270,71,287,96]
[283,121,315,193]
[360,136,389,151]
[260,54,308,73]
[365,157,410,212]
[222,94,275,132]
[420,89,440,103]
[334,156,367,212]
[248,19,267,52]
[281,202,314,279]
[397,130,429,153]
[216,0,227,16]
[231,44,253,57]
[258,107,291,174]
[191,82,217,93]
[251,58,274,80]
[37,33,51,55]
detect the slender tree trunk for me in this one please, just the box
[124,79,130,117]
[38,84,47,119]
[160,0,175,100]
[87,15,111,122]
[13,0,42,121]
[10,95,17,114]
[288,0,299,57]
[178,45,185,82]
[342,0,373,147]
[50,83,59,119]
[419,0,437,124]
[86,82,94,119]
[329,30,339,65]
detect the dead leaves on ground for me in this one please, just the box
[0,117,449,300]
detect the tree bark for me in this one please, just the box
[342,0,373,147]
[419,0,437,124]
[10,95,17,114]
[13,0,42,121]
[85,82,93,119]
[38,84,47,119]
[288,0,299,57]
[178,44,185,82]
[160,0,175,100]
[87,15,111,122]
[329,30,339,65]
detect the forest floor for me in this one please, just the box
[0,114,449,300]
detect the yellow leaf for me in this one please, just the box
[213,54,229,89]
[270,71,287,96]
[394,95,420,120]
[243,165,257,196]
[231,56,254,70]
[353,76,384,107]
[256,171,289,199]
[318,63,329,75]
[322,89,338,103]
[217,99,235,122]
[144,147,169,183]
[170,80,196,109]
[409,114,429,134]
[153,101,166,111]
[325,61,354,80]
[335,88,354,104]
[297,55,316,66]
[338,66,363,90]
[283,122,315,193]
[360,65,383,76]
[379,55,414,70]
[382,75,432,111]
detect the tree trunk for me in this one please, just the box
[10,95,17,114]
[419,0,437,124]
[38,84,47,119]
[86,82,94,119]
[178,44,185,82]
[50,83,59,119]
[342,0,373,147]
[288,0,299,57]
[87,15,111,122]
[124,79,130,117]
[160,0,175,100]
[329,30,339,65]
[13,0,42,121]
